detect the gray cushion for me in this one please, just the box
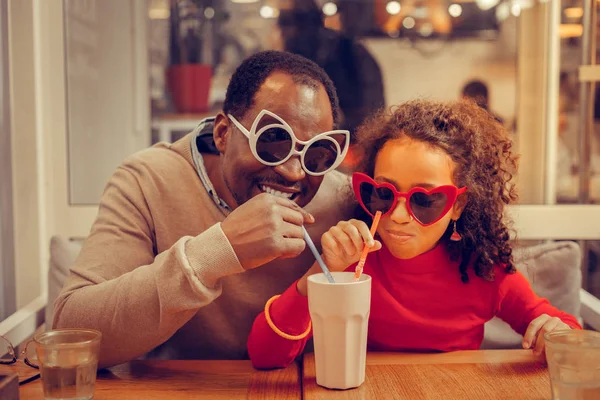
[481,241,582,349]
[46,236,83,329]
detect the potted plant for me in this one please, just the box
[167,0,214,113]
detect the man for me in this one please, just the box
[461,79,504,125]
[277,0,385,139]
[54,51,355,368]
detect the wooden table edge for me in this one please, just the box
[304,349,544,368]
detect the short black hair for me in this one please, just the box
[223,50,340,127]
[462,80,489,109]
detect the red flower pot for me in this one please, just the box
[167,64,212,113]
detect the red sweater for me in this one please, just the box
[247,243,581,369]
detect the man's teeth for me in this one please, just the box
[261,185,294,199]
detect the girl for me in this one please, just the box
[247,100,580,369]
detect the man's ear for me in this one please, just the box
[451,193,468,220]
[213,112,230,154]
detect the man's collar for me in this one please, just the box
[194,117,219,155]
[190,117,232,213]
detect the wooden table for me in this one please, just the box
[4,359,300,400]
[3,350,551,399]
[303,350,551,400]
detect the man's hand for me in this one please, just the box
[221,193,314,270]
[522,314,572,358]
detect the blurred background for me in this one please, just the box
[1,0,600,331]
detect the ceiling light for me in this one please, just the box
[414,6,428,18]
[559,24,583,38]
[322,2,338,16]
[386,1,401,15]
[419,23,433,37]
[204,7,215,19]
[148,7,170,19]
[495,2,510,21]
[511,4,521,16]
[403,16,416,29]
[448,4,462,18]
[260,5,278,18]
[475,0,500,11]
[513,0,534,9]
[564,7,584,19]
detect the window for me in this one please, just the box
[0,0,16,321]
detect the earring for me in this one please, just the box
[450,220,462,241]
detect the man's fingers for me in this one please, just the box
[281,221,304,239]
[278,206,305,227]
[279,238,306,259]
[523,314,551,349]
[273,195,314,224]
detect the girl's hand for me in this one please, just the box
[522,314,572,358]
[321,219,381,272]
[296,220,381,297]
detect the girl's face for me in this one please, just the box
[373,136,466,259]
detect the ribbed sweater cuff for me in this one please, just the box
[184,223,244,288]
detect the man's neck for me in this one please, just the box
[202,153,238,210]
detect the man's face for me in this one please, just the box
[219,71,335,208]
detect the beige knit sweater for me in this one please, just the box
[53,133,354,368]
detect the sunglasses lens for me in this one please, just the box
[359,182,395,216]
[409,192,449,225]
[329,132,348,150]
[256,127,293,163]
[304,139,339,173]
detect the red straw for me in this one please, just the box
[354,211,382,281]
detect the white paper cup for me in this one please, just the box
[308,272,371,389]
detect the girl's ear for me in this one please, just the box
[451,193,468,220]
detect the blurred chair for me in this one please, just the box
[481,241,583,349]
[45,236,83,329]
[481,204,600,348]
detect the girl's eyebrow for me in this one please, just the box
[375,176,437,190]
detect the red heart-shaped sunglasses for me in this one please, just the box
[352,173,467,226]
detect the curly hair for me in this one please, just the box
[223,51,340,127]
[354,99,519,283]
